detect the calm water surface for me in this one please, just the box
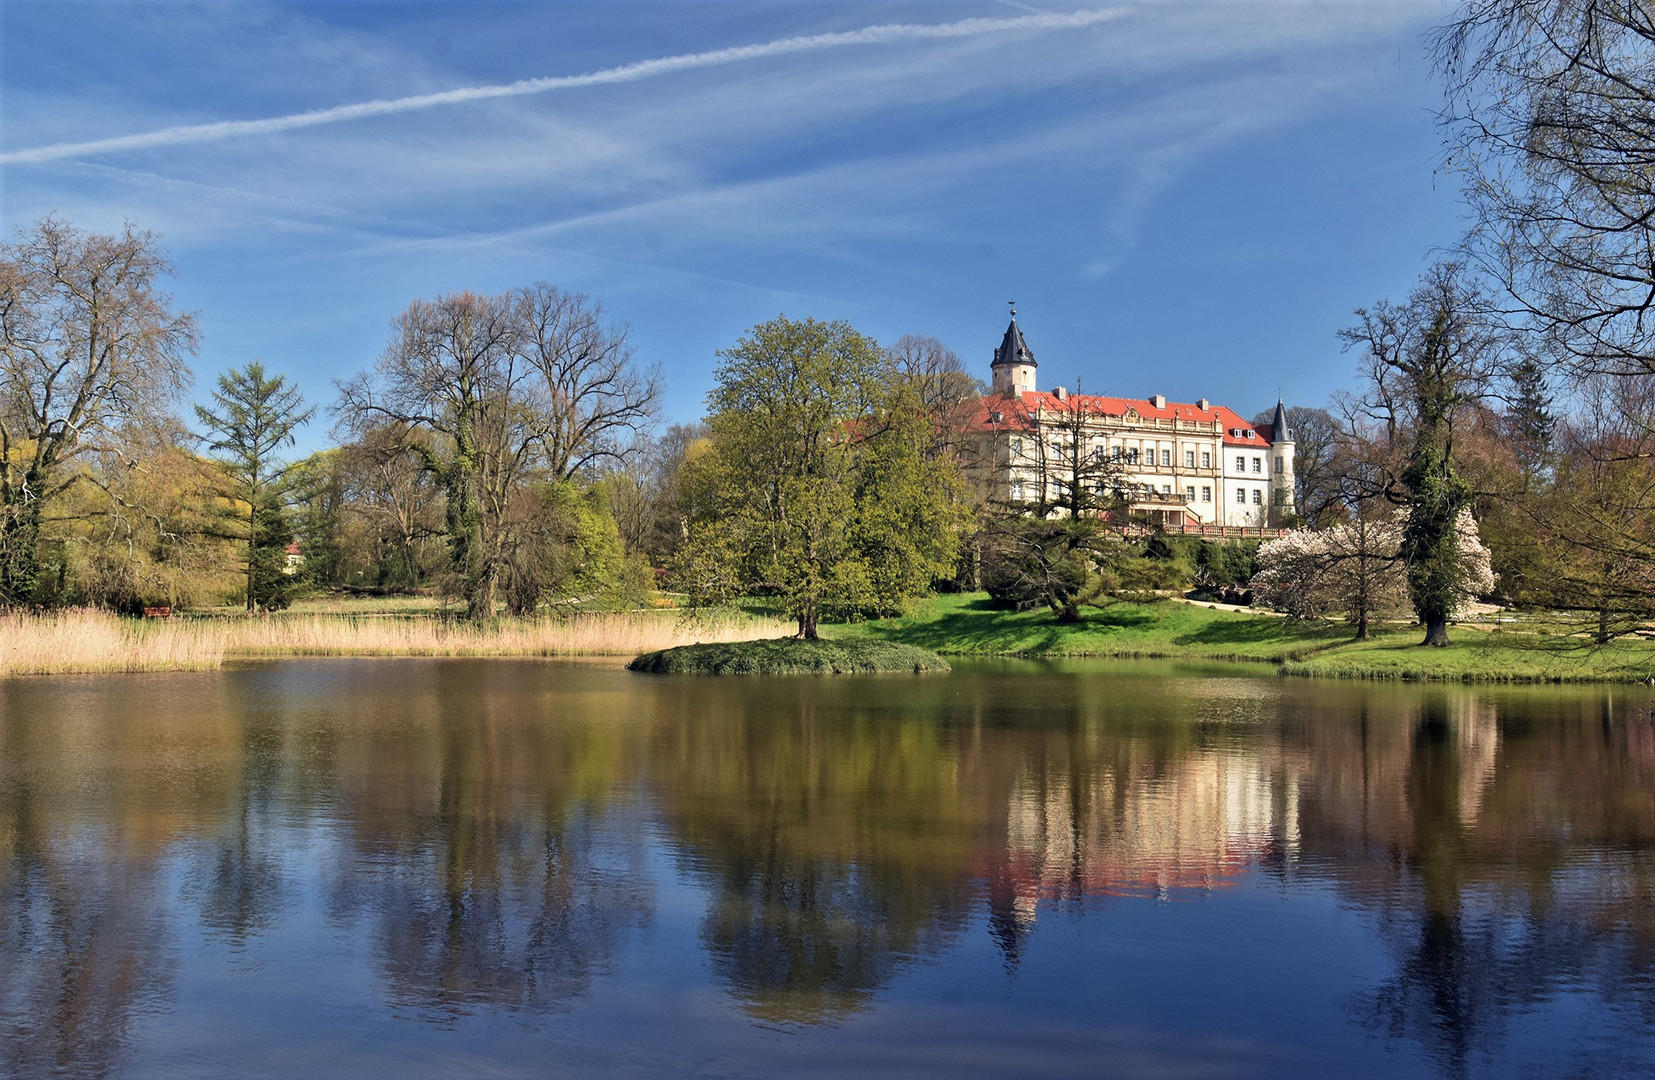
[3,657,1654,1078]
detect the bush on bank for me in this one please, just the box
[629,637,949,675]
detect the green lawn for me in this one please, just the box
[826,593,1345,661]
[1280,624,1655,683]
[826,593,1655,682]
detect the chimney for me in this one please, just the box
[1053,386,1067,401]
[1150,394,1166,409]
[1197,398,1209,411]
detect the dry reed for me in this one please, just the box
[1,608,791,677]
[0,609,226,676]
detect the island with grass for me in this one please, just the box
[628,636,948,675]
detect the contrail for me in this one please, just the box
[3,9,1128,166]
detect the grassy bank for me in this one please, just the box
[830,593,1655,683]
[629,637,948,675]
[1,608,791,677]
[828,593,1345,661]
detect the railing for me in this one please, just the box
[1158,523,1286,539]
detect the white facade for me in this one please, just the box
[978,316,1295,528]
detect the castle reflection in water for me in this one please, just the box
[2,661,1652,1078]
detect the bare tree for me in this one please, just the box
[1000,388,1131,519]
[336,285,658,619]
[515,283,659,481]
[886,334,984,463]
[0,216,198,604]
[337,425,445,590]
[1437,1,1655,380]
[336,291,529,618]
[1339,263,1506,645]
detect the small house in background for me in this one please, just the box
[283,542,304,576]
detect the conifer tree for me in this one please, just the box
[196,361,314,611]
[1505,355,1555,489]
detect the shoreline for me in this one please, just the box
[5,598,1654,685]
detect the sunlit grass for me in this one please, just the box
[828,592,1346,661]
[832,593,1655,682]
[1,607,790,677]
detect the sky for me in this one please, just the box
[1,0,1464,452]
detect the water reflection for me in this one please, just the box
[1,661,1653,1076]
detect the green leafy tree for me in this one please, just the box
[676,316,967,639]
[195,361,315,612]
[501,480,648,616]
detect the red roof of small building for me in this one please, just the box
[973,391,1276,447]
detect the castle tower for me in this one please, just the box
[991,304,1037,397]
[1268,397,1297,522]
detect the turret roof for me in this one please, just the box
[992,317,1036,369]
[1269,398,1293,442]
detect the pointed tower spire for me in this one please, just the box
[1270,396,1292,443]
[990,300,1037,396]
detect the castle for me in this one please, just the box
[973,310,1295,529]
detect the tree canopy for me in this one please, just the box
[676,316,968,639]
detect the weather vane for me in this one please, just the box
[1009,299,1017,318]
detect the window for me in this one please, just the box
[1202,452,1211,469]
[1236,489,1246,504]
[1235,456,1246,472]
[1252,489,1262,505]
[1252,457,1262,474]
[1012,480,1024,501]
[1162,484,1171,494]
[1184,486,1195,502]
[1275,456,1284,474]
[1161,448,1171,467]
[1201,486,1211,502]
[1128,448,1139,464]
[1112,445,1123,461]
[1185,450,1195,468]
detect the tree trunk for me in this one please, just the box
[797,602,818,640]
[1421,616,1450,647]
[467,568,496,621]
[1355,608,1370,641]
[245,500,259,613]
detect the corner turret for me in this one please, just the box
[1268,397,1296,521]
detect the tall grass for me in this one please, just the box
[1,608,791,677]
[0,609,226,676]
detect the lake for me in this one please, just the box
[2,657,1653,1078]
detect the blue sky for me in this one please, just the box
[2,1,1460,450]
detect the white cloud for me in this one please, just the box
[2,8,1131,165]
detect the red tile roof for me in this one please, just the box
[972,391,1276,446]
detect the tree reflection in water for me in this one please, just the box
[650,685,976,1023]
[1288,690,1655,1077]
[2,662,1655,1076]
[319,665,653,1019]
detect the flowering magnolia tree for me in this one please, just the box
[1252,510,1493,640]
